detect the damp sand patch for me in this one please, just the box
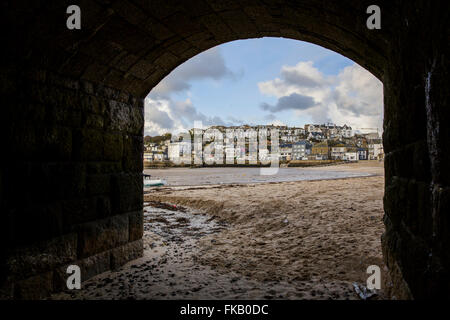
[144,201,228,242]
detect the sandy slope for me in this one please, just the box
[146,172,387,298]
[51,161,388,300]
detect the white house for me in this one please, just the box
[143,152,153,162]
[168,142,191,162]
[331,145,346,160]
[344,152,358,161]
[280,144,292,161]
[357,148,368,160]
[292,140,312,160]
[153,153,165,161]
[368,142,384,160]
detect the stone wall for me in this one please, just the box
[381,1,450,299]
[1,0,449,299]
[0,70,144,299]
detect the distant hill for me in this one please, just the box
[144,133,172,145]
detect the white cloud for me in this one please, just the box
[258,61,332,102]
[145,47,238,136]
[150,47,235,98]
[144,98,181,136]
[144,97,231,136]
[281,61,328,87]
[258,61,383,131]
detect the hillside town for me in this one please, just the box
[144,123,384,165]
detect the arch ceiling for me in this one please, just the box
[11,0,390,97]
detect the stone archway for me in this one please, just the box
[1,0,449,299]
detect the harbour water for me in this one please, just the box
[143,167,375,187]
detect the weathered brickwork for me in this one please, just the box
[1,71,144,299]
[380,1,450,298]
[1,0,449,299]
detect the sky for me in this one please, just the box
[144,37,383,136]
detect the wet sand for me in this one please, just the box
[143,165,375,187]
[51,161,388,300]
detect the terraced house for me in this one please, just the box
[311,141,331,160]
[292,140,312,160]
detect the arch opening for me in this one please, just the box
[139,38,387,300]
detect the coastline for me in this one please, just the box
[143,161,381,188]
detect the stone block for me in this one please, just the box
[86,174,111,196]
[72,128,104,161]
[59,163,87,198]
[84,114,104,129]
[154,51,179,71]
[381,224,413,299]
[103,69,127,89]
[78,250,111,282]
[14,271,53,300]
[103,133,124,161]
[384,176,408,227]
[104,96,143,135]
[86,162,123,175]
[110,239,143,270]
[36,126,72,161]
[122,134,143,172]
[111,173,143,214]
[82,63,110,84]
[62,197,98,228]
[384,140,431,184]
[96,196,112,218]
[80,80,95,95]
[129,105,144,134]
[128,59,156,80]
[24,163,86,202]
[385,176,433,245]
[413,181,433,240]
[77,214,129,258]
[435,187,450,268]
[80,94,106,115]
[5,233,78,280]
[115,53,140,72]
[105,100,131,132]
[12,202,67,246]
[129,210,143,242]
[142,18,174,40]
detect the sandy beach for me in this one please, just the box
[51,161,388,300]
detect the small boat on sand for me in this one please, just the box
[143,174,167,187]
[143,179,167,187]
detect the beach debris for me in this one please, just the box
[146,200,186,212]
[352,282,378,300]
[283,218,289,224]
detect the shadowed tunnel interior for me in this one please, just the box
[1,0,449,299]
